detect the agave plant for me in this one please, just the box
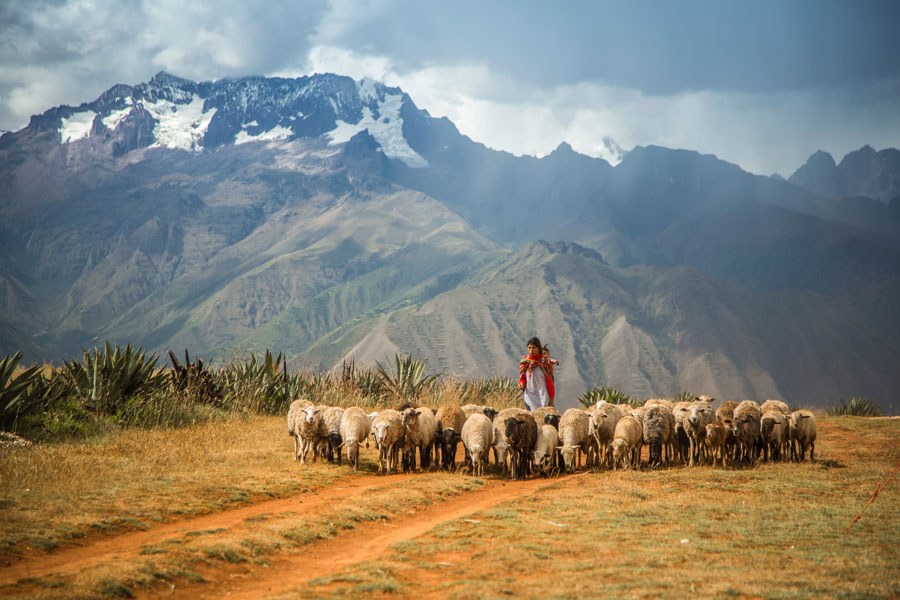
[60,342,169,415]
[374,353,442,401]
[826,397,881,417]
[577,385,639,409]
[460,376,520,404]
[215,350,304,414]
[1,352,46,431]
[168,349,222,405]
[674,390,695,403]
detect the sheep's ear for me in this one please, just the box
[800,414,811,419]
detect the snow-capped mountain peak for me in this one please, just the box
[42,72,429,167]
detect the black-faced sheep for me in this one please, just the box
[642,404,674,467]
[492,407,529,475]
[434,404,466,471]
[505,412,538,480]
[316,406,345,464]
[532,406,561,429]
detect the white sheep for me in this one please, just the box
[401,407,437,472]
[686,400,715,466]
[297,405,323,465]
[590,402,622,468]
[761,399,791,416]
[557,408,591,472]
[371,409,405,475]
[612,415,643,471]
[790,410,817,461]
[532,423,560,477]
[286,398,314,461]
[340,407,372,471]
[461,412,493,477]
[760,410,788,461]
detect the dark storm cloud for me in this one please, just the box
[0,0,328,131]
[317,0,900,95]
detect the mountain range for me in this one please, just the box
[1,72,898,410]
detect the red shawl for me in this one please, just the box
[518,353,555,400]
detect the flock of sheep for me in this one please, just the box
[286,396,818,477]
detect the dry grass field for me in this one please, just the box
[0,415,898,599]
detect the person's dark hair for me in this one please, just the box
[527,336,543,351]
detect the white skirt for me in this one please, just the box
[522,368,550,411]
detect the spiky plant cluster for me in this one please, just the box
[374,354,442,401]
[578,386,640,409]
[60,342,169,415]
[826,397,882,417]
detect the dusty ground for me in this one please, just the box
[1,417,898,599]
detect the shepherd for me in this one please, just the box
[517,336,558,411]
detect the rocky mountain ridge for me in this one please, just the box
[1,72,898,409]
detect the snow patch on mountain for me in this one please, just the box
[142,95,216,152]
[59,111,96,143]
[234,125,293,145]
[358,78,379,103]
[101,102,133,131]
[326,93,428,168]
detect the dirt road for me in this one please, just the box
[0,470,575,598]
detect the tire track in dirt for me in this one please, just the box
[148,474,581,600]
[0,472,417,584]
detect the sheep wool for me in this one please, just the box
[340,407,372,471]
[558,408,591,472]
[461,413,493,477]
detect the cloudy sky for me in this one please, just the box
[1,0,898,175]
